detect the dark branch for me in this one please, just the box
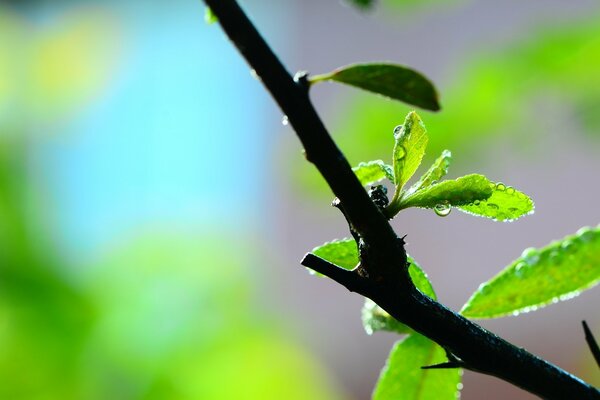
[301,253,372,294]
[583,320,600,369]
[204,1,600,398]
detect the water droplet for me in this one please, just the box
[561,239,577,253]
[478,283,490,294]
[456,383,464,390]
[495,182,506,191]
[434,203,451,217]
[393,125,404,137]
[506,186,515,195]
[395,145,406,160]
[512,310,520,317]
[508,207,518,213]
[514,262,527,277]
[250,69,261,81]
[281,115,289,126]
[576,226,595,242]
[549,250,563,264]
[488,182,496,189]
[520,247,539,265]
[487,203,499,210]
[473,200,481,206]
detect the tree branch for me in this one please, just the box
[583,320,600,369]
[204,1,600,398]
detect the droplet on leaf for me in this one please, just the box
[434,203,451,217]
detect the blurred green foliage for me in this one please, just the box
[0,5,343,399]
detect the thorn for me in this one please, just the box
[421,361,462,370]
[582,320,600,369]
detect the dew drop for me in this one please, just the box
[514,262,527,277]
[495,182,506,191]
[281,115,289,126]
[456,383,464,390]
[508,207,518,213]
[393,125,404,137]
[506,186,515,195]
[561,239,577,253]
[395,144,406,160]
[576,226,595,242]
[512,310,521,317]
[250,69,261,81]
[520,247,539,265]
[478,283,490,294]
[434,203,451,217]
[487,203,499,210]
[549,250,563,264]
[473,200,481,206]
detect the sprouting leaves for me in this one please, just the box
[352,160,394,186]
[406,149,452,195]
[457,182,534,222]
[393,111,429,189]
[373,333,462,400]
[399,174,492,210]
[461,225,600,319]
[309,63,440,111]
[357,110,534,221]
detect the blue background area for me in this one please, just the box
[37,1,279,256]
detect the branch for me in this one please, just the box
[583,320,600,369]
[204,1,600,398]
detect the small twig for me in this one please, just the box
[583,321,600,369]
[301,253,374,295]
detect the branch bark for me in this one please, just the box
[203,1,600,398]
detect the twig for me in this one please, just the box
[583,321,600,369]
[203,1,600,398]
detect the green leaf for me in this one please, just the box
[311,238,358,271]
[407,150,452,195]
[461,225,600,319]
[310,63,440,111]
[204,7,218,24]
[400,174,493,210]
[457,182,534,221]
[393,111,429,189]
[363,257,436,335]
[373,333,462,400]
[352,160,394,186]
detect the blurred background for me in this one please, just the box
[1,0,599,399]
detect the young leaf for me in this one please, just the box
[399,174,493,210]
[407,149,452,195]
[309,63,440,111]
[393,111,429,189]
[311,238,357,271]
[461,225,600,319]
[363,257,437,335]
[352,160,394,186]
[204,7,218,24]
[457,182,534,221]
[373,333,462,400]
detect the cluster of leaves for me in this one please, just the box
[307,111,600,398]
